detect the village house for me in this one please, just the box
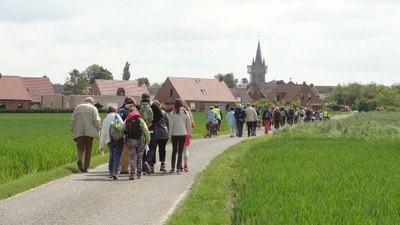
[154,77,236,111]
[0,74,55,110]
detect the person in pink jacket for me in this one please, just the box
[70,97,101,172]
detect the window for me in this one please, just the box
[236,97,242,102]
[276,95,280,101]
[200,89,207,95]
[190,102,195,110]
[170,89,173,97]
[308,93,311,100]
[17,102,23,109]
[0,102,5,110]
[301,93,304,100]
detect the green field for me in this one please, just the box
[167,112,400,224]
[0,111,229,185]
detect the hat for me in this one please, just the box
[209,106,214,109]
[84,97,96,105]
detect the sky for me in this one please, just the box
[1,0,399,86]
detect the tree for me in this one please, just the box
[136,77,150,86]
[64,69,89,95]
[240,78,249,87]
[122,62,131,80]
[85,64,113,84]
[150,82,163,88]
[214,73,238,88]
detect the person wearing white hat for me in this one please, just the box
[70,97,101,172]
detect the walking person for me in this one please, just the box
[234,104,245,137]
[245,103,257,137]
[261,106,271,134]
[153,100,169,172]
[70,97,101,172]
[182,101,195,172]
[117,97,136,174]
[99,106,124,179]
[169,98,192,174]
[273,107,281,130]
[226,107,236,137]
[124,109,150,180]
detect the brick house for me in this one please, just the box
[154,77,236,111]
[0,74,55,110]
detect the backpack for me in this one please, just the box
[118,107,130,120]
[263,110,271,120]
[110,114,124,140]
[139,103,153,124]
[125,117,142,139]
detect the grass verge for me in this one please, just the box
[165,137,269,225]
[0,153,109,200]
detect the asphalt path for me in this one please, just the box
[0,130,264,225]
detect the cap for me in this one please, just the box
[84,97,96,105]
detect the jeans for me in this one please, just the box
[155,138,168,164]
[107,139,124,176]
[143,129,156,166]
[171,135,186,170]
[236,120,244,137]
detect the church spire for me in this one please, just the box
[254,40,264,66]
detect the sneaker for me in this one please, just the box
[177,169,182,174]
[169,169,175,173]
[109,171,113,178]
[77,160,85,172]
[129,173,135,180]
[160,163,166,172]
[112,175,118,180]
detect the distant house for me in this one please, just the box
[0,74,55,110]
[314,85,335,100]
[154,77,236,111]
[249,81,321,109]
[148,87,160,100]
[22,76,56,108]
[230,88,251,104]
[90,79,149,101]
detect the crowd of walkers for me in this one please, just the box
[223,104,331,138]
[70,94,194,180]
[70,95,330,180]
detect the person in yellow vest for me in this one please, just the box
[213,105,223,131]
[323,109,330,120]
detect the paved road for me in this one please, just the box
[0,130,263,225]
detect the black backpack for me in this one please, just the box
[263,110,271,120]
[125,117,142,139]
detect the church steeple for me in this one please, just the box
[247,39,268,84]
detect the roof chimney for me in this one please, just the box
[0,73,2,78]
[303,81,306,85]
[310,83,314,87]
[218,77,224,82]
[43,75,47,78]
[138,79,144,87]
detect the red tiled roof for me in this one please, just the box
[22,77,55,103]
[268,83,304,102]
[93,79,149,97]
[168,77,236,102]
[0,76,32,101]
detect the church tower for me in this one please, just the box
[247,40,267,84]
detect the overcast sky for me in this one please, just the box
[1,0,399,86]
